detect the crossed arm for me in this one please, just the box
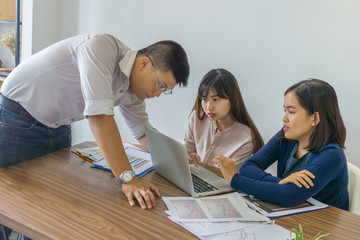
[214,145,344,207]
[214,154,318,207]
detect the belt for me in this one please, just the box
[0,93,47,127]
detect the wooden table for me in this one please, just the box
[0,76,5,88]
[0,68,12,73]
[276,206,360,239]
[0,142,359,240]
[0,67,11,87]
[0,67,12,88]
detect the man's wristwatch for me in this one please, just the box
[119,170,136,184]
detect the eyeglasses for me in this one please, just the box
[146,55,173,95]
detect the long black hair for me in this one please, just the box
[192,69,264,154]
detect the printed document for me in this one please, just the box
[163,192,269,222]
[199,223,290,240]
[76,142,153,178]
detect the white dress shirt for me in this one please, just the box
[1,33,149,139]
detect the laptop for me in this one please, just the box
[145,126,235,197]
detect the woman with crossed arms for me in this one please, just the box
[215,79,349,210]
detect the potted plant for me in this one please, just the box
[288,224,330,240]
[0,27,17,56]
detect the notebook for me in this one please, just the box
[145,126,234,197]
[243,195,328,219]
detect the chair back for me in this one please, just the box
[348,162,360,214]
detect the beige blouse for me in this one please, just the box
[184,110,254,170]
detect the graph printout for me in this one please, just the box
[163,192,269,222]
[200,223,290,240]
[78,143,153,177]
[202,198,243,218]
[171,200,207,219]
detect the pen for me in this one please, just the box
[72,150,95,163]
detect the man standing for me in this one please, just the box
[0,33,190,209]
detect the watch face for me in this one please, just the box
[120,170,135,184]
[123,172,133,182]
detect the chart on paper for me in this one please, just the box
[163,192,269,222]
[224,228,257,240]
[128,155,151,170]
[171,200,207,219]
[170,198,243,219]
[205,228,264,240]
[203,224,291,240]
[78,143,154,177]
[202,198,243,218]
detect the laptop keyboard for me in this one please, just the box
[191,174,218,193]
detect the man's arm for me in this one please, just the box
[136,134,148,148]
[88,115,160,209]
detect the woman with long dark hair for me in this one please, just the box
[185,68,264,169]
[215,79,349,210]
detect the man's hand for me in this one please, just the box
[213,155,237,184]
[279,170,315,189]
[187,152,201,167]
[121,179,161,209]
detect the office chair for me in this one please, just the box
[347,162,360,215]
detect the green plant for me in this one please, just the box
[287,224,330,240]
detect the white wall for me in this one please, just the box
[22,0,61,59]
[23,0,360,167]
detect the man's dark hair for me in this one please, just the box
[138,40,189,87]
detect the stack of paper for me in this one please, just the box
[73,142,153,178]
[163,192,290,240]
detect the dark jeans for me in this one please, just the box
[0,103,72,240]
[0,104,71,167]
[0,226,11,240]
[0,225,31,240]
